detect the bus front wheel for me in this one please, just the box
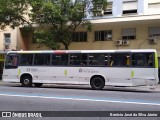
[21,76,32,87]
[34,83,43,87]
[90,77,105,90]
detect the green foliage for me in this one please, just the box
[0,0,30,29]
[29,0,107,49]
[0,0,107,50]
[20,25,33,37]
[92,0,108,16]
[33,29,60,50]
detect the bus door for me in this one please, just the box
[3,53,19,82]
[131,52,155,86]
[107,52,132,86]
[52,53,80,84]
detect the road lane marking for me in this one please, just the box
[0,93,160,106]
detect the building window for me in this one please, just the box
[148,3,160,14]
[93,3,103,16]
[148,27,160,38]
[104,2,112,15]
[122,28,136,40]
[95,30,112,41]
[72,32,87,42]
[123,0,137,15]
[4,33,11,45]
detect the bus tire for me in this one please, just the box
[21,76,32,87]
[34,83,43,87]
[90,77,105,90]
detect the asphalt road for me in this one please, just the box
[0,82,160,120]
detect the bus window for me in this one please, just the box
[70,54,87,66]
[132,53,154,67]
[20,54,33,66]
[147,53,154,67]
[5,55,18,69]
[51,54,68,66]
[89,53,106,66]
[109,53,130,67]
[60,54,68,65]
[34,54,50,65]
[52,55,61,65]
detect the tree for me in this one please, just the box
[33,28,60,50]
[0,0,31,29]
[30,0,108,50]
[0,0,107,50]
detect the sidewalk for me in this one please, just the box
[0,80,160,92]
[106,84,160,92]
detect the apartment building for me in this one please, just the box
[0,27,18,51]
[25,0,160,56]
[1,0,160,56]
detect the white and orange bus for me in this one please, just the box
[2,49,159,89]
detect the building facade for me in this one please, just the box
[0,27,18,51]
[25,0,160,55]
[1,0,160,56]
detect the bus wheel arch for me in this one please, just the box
[20,74,32,87]
[90,75,105,90]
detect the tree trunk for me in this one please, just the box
[64,44,69,50]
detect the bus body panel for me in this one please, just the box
[131,68,159,86]
[2,49,159,88]
[3,66,158,86]
[3,69,18,82]
[104,67,132,86]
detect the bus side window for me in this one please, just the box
[88,53,106,66]
[20,54,33,66]
[132,53,153,67]
[69,54,87,66]
[147,53,153,67]
[52,55,60,65]
[34,54,50,66]
[110,60,114,66]
[109,53,130,67]
[60,54,68,65]
[109,55,114,67]
[126,56,130,66]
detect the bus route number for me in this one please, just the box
[26,68,38,72]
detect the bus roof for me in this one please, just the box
[6,49,157,54]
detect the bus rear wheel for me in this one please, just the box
[21,76,32,87]
[90,77,105,90]
[34,83,43,87]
